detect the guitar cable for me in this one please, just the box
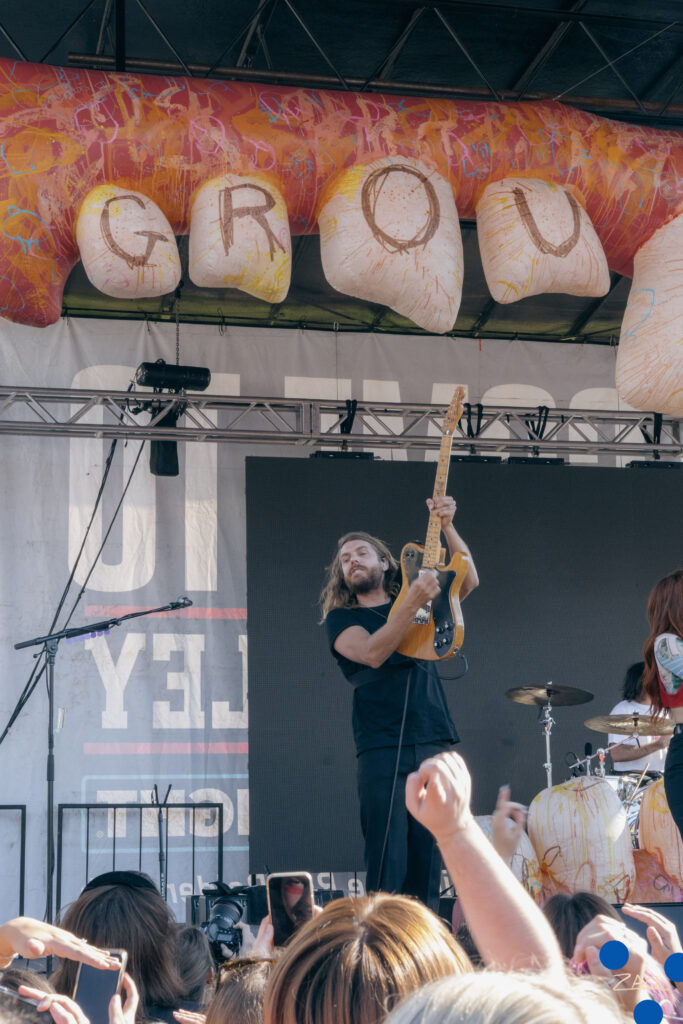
[375,663,414,894]
[375,649,469,894]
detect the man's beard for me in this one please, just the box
[347,564,385,595]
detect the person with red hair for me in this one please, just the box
[642,569,683,841]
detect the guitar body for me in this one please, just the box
[389,542,470,660]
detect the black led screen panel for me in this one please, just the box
[246,456,681,873]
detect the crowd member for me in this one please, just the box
[175,927,213,1007]
[18,975,138,1024]
[0,969,53,996]
[643,569,683,842]
[320,498,478,911]
[51,871,185,1023]
[206,960,273,1024]
[544,891,681,1017]
[382,969,625,1024]
[542,891,620,959]
[265,750,564,1024]
[608,661,668,772]
[0,916,129,1024]
[405,752,562,972]
[622,901,683,996]
[263,892,471,1024]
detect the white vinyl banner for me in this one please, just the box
[0,317,640,919]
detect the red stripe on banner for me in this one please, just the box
[85,606,247,620]
[83,742,249,754]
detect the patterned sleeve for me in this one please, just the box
[654,633,683,697]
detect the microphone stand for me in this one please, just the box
[14,596,192,923]
[152,783,173,900]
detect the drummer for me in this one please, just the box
[608,661,668,774]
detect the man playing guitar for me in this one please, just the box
[319,496,478,910]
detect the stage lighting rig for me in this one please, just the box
[134,360,211,392]
[133,358,212,477]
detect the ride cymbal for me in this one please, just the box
[584,713,674,736]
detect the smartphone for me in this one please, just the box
[72,950,127,1024]
[0,985,42,1007]
[266,871,314,946]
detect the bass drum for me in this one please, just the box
[528,777,635,902]
[639,778,683,888]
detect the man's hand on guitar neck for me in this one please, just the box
[427,495,457,530]
[427,495,479,599]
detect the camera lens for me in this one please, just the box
[204,897,243,942]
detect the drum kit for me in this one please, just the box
[505,682,671,847]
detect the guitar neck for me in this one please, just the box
[422,431,454,568]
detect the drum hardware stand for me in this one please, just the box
[596,749,606,777]
[539,694,555,789]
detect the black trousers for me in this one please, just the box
[357,741,453,912]
[664,730,683,844]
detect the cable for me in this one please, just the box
[439,651,469,681]
[62,442,145,623]
[375,664,414,892]
[0,396,141,748]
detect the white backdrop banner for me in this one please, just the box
[0,318,636,919]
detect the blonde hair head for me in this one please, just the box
[263,893,471,1024]
[384,969,626,1024]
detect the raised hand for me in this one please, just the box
[491,785,527,864]
[573,914,648,1013]
[405,751,474,844]
[0,917,119,969]
[622,902,683,968]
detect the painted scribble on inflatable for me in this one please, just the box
[0,58,682,413]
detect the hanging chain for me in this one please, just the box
[175,294,180,367]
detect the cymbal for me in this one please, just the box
[505,684,594,707]
[584,713,674,736]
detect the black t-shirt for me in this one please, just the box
[325,602,459,755]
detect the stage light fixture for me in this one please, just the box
[134,359,211,477]
[135,360,211,392]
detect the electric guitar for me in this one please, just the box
[388,387,470,661]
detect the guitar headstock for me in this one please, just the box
[442,386,466,436]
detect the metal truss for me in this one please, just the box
[0,385,680,459]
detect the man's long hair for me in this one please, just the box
[622,661,645,702]
[319,531,400,620]
[642,568,683,713]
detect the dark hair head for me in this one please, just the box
[0,989,43,1024]
[206,960,273,1024]
[176,925,213,1004]
[319,532,399,619]
[542,892,620,959]
[0,968,53,996]
[51,879,185,1018]
[622,662,645,702]
[643,569,683,712]
[264,893,471,1024]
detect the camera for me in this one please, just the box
[196,882,267,963]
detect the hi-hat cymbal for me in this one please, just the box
[505,684,594,707]
[584,713,674,736]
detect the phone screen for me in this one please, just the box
[73,951,126,1024]
[267,872,314,946]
